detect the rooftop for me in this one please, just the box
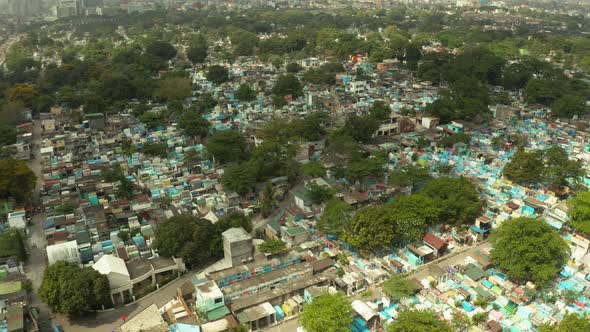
[223,262,312,296]
[120,304,168,332]
[222,227,252,243]
[195,280,223,299]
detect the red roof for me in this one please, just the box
[423,233,448,251]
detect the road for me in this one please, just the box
[25,119,53,331]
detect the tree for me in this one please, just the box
[177,111,210,138]
[235,83,257,102]
[420,177,483,225]
[153,215,221,268]
[301,162,326,178]
[187,34,208,64]
[286,62,303,73]
[539,314,590,332]
[369,100,391,121]
[382,275,416,302]
[305,182,336,205]
[0,229,27,262]
[503,147,584,190]
[318,199,353,237]
[300,292,353,332]
[552,95,587,118]
[40,261,111,316]
[272,74,303,98]
[567,192,590,235]
[142,142,168,158]
[503,150,544,186]
[387,309,452,332]
[146,40,177,60]
[118,230,130,243]
[258,240,287,254]
[221,162,256,196]
[342,205,396,250]
[206,130,249,164]
[0,125,16,147]
[0,159,37,203]
[490,218,569,286]
[155,76,192,101]
[216,212,253,233]
[206,65,229,85]
[388,165,433,190]
[8,83,39,107]
[116,177,136,200]
[343,115,379,143]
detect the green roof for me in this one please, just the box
[206,305,231,321]
[464,264,487,281]
[0,281,22,296]
[284,226,308,237]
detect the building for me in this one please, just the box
[46,240,80,265]
[7,211,26,230]
[195,280,231,321]
[7,0,41,16]
[222,227,253,267]
[92,255,131,304]
[120,304,168,332]
[56,0,80,18]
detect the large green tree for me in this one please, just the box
[206,65,229,85]
[318,199,353,237]
[539,314,590,332]
[177,111,210,138]
[490,218,569,286]
[420,177,483,225]
[551,95,587,118]
[568,192,590,235]
[146,40,177,60]
[153,215,221,267]
[387,310,452,332]
[235,83,257,102]
[40,261,111,316]
[272,74,303,98]
[382,275,416,302]
[206,130,249,164]
[300,292,353,332]
[0,159,37,203]
[221,162,257,196]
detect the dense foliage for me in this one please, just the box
[300,292,353,332]
[0,158,37,203]
[40,261,111,316]
[387,309,452,332]
[503,146,584,190]
[490,218,570,286]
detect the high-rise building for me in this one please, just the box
[56,0,79,18]
[7,0,42,16]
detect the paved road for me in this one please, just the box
[25,119,53,331]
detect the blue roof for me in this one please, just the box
[170,323,200,332]
[470,225,487,234]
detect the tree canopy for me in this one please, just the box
[146,40,177,60]
[382,275,416,302]
[272,74,303,98]
[206,65,229,85]
[420,176,483,225]
[539,314,590,332]
[40,261,111,316]
[300,292,353,332]
[153,215,221,267]
[387,309,452,332]
[503,146,584,190]
[318,199,353,237]
[0,159,37,203]
[206,130,249,164]
[568,192,590,235]
[490,218,569,286]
